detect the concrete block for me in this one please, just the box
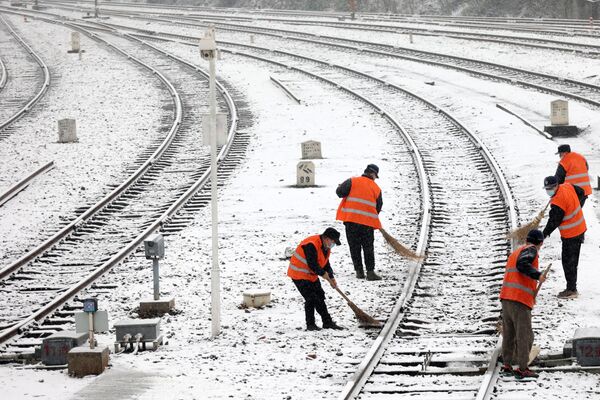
[243,290,271,308]
[114,318,160,342]
[42,331,89,365]
[544,125,579,137]
[139,298,175,317]
[67,346,109,377]
[573,327,600,366]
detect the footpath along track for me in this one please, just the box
[77,19,523,398]
[65,9,600,110]
[0,13,50,140]
[0,13,252,355]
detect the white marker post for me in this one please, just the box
[200,28,220,339]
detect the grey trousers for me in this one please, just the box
[501,299,533,370]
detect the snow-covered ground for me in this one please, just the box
[1,5,600,400]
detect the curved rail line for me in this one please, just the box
[0,16,242,348]
[113,24,519,399]
[41,0,600,36]
[42,1,600,57]
[0,55,6,89]
[69,11,600,111]
[0,13,50,135]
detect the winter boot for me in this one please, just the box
[500,364,514,375]
[514,368,538,379]
[366,270,382,281]
[557,289,579,299]
[306,324,321,331]
[323,321,345,330]
[355,267,365,279]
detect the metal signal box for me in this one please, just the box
[144,234,164,260]
[41,331,89,365]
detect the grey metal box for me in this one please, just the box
[144,234,164,259]
[573,327,600,366]
[41,331,89,365]
[74,311,109,333]
[114,318,160,342]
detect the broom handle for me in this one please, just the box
[534,263,552,299]
[335,286,352,304]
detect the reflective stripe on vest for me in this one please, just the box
[561,152,592,196]
[287,235,330,282]
[336,176,382,229]
[499,244,538,309]
[551,183,586,239]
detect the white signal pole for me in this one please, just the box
[199,27,220,338]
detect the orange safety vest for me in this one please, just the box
[552,183,586,239]
[336,176,382,229]
[499,244,539,309]
[560,152,592,196]
[287,235,330,282]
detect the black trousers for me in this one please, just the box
[562,233,584,291]
[344,222,375,271]
[293,279,332,326]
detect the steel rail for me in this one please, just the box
[158,12,600,56]
[0,55,6,89]
[0,10,183,281]
[0,161,54,207]
[90,14,600,111]
[46,2,600,54]
[269,75,301,104]
[40,0,600,33]
[0,13,50,131]
[0,19,239,346]
[122,28,516,399]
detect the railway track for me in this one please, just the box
[101,21,520,398]
[0,16,252,354]
[1,6,598,399]
[47,8,600,111]
[0,13,50,140]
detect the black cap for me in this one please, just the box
[323,227,341,245]
[526,229,544,245]
[556,144,571,154]
[543,176,558,189]
[364,164,379,178]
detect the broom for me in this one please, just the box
[507,201,551,242]
[379,227,423,261]
[335,286,382,327]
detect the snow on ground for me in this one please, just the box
[1,6,600,400]
[0,15,169,265]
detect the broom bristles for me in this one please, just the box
[507,207,547,242]
[379,228,423,261]
[347,300,382,327]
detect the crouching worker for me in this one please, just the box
[499,229,546,379]
[287,228,344,331]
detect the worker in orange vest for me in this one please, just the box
[542,175,586,299]
[336,164,383,281]
[554,144,592,206]
[499,229,546,379]
[287,228,344,331]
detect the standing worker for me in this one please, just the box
[542,176,586,299]
[499,229,546,379]
[336,164,383,281]
[554,144,592,207]
[287,228,344,331]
